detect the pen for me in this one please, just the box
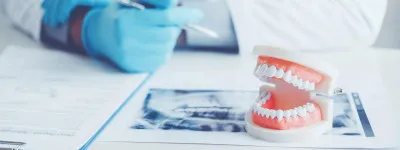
[118,0,220,38]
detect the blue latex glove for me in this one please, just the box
[41,0,111,27]
[82,0,204,73]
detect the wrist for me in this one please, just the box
[176,30,187,48]
[68,6,92,54]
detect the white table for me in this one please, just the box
[90,48,400,150]
[0,13,399,150]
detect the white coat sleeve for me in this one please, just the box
[0,0,44,41]
[249,0,388,50]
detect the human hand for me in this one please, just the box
[41,0,111,27]
[82,0,204,72]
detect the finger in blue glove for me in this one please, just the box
[82,4,204,72]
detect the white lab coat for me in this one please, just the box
[0,0,388,53]
[226,0,388,53]
[0,0,44,41]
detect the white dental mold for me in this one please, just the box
[245,46,339,142]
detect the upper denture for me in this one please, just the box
[255,56,324,89]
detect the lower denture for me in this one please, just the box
[252,100,322,130]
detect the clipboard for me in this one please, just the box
[0,141,26,150]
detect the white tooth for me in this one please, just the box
[261,99,267,105]
[253,107,257,114]
[298,79,305,89]
[270,110,277,119]
[264,109,271,118]
[297,107,307,117]
[253,105,258,113]
[262,64,270,75]
[260,108,267,117]
[294,107,300,112]
[303,104,310,112]
[262,98,267,104]
[275,69,285,78]
[291,75,299,86]
[257,94,262,101]
[290,109,298,119]
[276,110,284,121]
[257,64,267,76]
[263,92,271,104]
[257,97,262,104]
[257,109,262,116]
[307,103,315,112]
[266,66,277,77]
[259,91,265,99]
[265,92,271,101]
[259,94,266,104]
[258,109,264,117]
[254,65,262,75]
[310,83,315,91]
[307,106,314,113]
[283,70,292,83]
[283,110,291,119]
[257,107,263,116]
[305,105,310,111]
[304,81,310,90]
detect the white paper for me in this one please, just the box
[0,46,148,150]
[96,49,398,149]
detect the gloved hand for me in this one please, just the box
[41,0,111,27]
[82,0,203,73]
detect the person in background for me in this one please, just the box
[0,0,388,73]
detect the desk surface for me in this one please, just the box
[0,13,399,150]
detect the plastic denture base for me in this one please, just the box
[245,112,331,142]
[245,94,334,142]
[253,45,339,95]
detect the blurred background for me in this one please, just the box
[374,0,400,49]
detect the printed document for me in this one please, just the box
[0,46,148,150]
[96,50,398,149]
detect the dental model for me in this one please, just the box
[245,46,339,142]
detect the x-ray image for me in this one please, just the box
[131,89,374,137]
[131,89,253,132]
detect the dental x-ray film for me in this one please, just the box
[131,89,373,137]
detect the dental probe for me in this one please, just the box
[310,88,344,99]
[118,0,220,38]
